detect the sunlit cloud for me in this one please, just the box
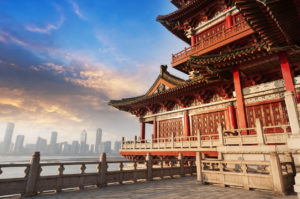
[0,97,23,108]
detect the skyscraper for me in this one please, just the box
[103,141,111,154]
[36,137,47,153]
[2,122,15,153]
[71,141,79,154]
[114,141,121,154]
[48,131,58,154]
[14,135,25,153]
[50,131,58,145]
[80,130,87,154]
[95,128,102,153]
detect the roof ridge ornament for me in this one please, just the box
[160,65,168,76]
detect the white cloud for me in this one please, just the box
[25,15,64,34]
[69,0,84,19]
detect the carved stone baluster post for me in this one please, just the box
[134,136,137,149]
[160,157,164,179]
[79,163,86,190]
[133,161,137,182]
[56,164,65,192]
[218,153,225,187]
[178,153,184,177]
[100,153,107,187]
[119,162,123,185]
[24,165,30,179]
[146,153,153,181]
[151,134,154,149]
[270,152,284,194]
[241,163,249,190]
[24,152,40,197]
[196,152,203,184]
[238,130,243,146]
[197,130,202,148]
[97,161,101,187]
[170,159,174,179]
[256,119,265,145]
[218,124,224,146]
[171,133,174,149]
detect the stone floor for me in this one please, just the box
[19,177,297,199]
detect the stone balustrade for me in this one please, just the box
[195,152,295,195]
[0,152,196,198]
[121,120,291,151]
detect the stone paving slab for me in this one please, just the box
[25,177,297,199]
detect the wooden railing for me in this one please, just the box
[195,152,295,194]
[171,20,252,66]
[0,152,196,198]
[121,119,291,151]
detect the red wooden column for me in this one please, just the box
[279,53,296,98]
[225,14,232,30]
[233,66,247,131]
[227,102,237,130]
[184,111,190,140]
[191,34,196,47]
[140,121,145,143]
[153,119,157,142]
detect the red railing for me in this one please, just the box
[171,20,252,66]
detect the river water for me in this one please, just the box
[0,155,124,179]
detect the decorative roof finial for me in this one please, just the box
[160,65,168,76]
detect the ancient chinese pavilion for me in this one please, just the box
[109,0,300,161]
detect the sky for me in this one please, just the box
[0,0,187,145]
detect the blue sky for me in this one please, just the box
[0,0,187,145]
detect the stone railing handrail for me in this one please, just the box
[195,152,295,194]
[121,120,291,150]
[0,163,30,167]
[0,152,195,198]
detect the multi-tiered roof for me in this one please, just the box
[109,0,300,117]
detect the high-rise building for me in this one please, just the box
[71,141,79,154]
[36,137,47,153]
[80,130,87,154]
[114,141,121,154]
[95,128,102,153]
[90,144,95,153]
[2,122,15,153]
[103,141,111,154]
[50,131,58,145]
[48,131,59,154]
[14,135,25,153]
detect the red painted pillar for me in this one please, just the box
[191,34,196,47]
[227,103,237,130]
[233,67,247,131]
[225,14,232,30]
[279,53,296,98]
[140,121,145,142]
[184,112,190,140]
[153,119,157,142]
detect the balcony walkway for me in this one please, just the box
[171,21,254,67]
[21,176,296,199]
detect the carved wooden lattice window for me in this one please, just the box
[245,101,289,134]
[191,111,226,140]
[159,118,183,139]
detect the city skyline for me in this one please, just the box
[0,1,186,143]
[0,122,120,152]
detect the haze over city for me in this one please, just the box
[0,0,186,144]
